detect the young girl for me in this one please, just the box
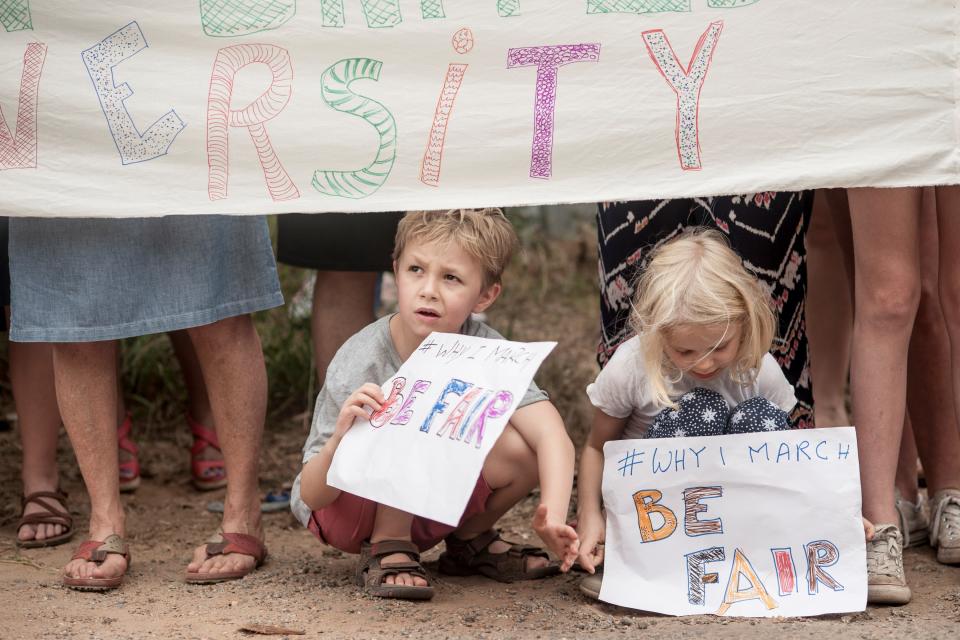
[575,228,797,599]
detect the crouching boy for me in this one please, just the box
[290,209,578,600]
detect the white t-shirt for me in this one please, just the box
[586,336,797,439]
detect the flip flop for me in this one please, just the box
[16,489,74,549]
[184,531,267,584]
[62,535,131,591]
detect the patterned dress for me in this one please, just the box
[596,193,814,427]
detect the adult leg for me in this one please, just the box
[848,187,921,527]
[806,190,854,426]
[12,341,67,543]
[168,330,224,489]
[906,192,960,499]
[312,271,379,382]
[54,341,129,582]
[185,315,265,578]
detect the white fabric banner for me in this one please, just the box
[1,1,957,217]
[327,332,554,526]
[600,427,866,617]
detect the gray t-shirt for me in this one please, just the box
[290,314,549,525]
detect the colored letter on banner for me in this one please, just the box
[321,0,402,28]
[507,44,600,179]
[0,43,46,170]
[0,0,31,32]
[498,1,520,17]
[642,21,723,170]
[312,58,397,199]
[200,0,297,37]
[207,44,299,202]
[81,22,186,165]
[586,0,691,14]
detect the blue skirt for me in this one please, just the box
[8,216,283,342]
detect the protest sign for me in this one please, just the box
[327,331,555,526]
[1,1,957,217]
[601,427,865,617]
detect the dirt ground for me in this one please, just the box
[2,425,960,640]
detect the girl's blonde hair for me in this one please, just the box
[629,228,776,408]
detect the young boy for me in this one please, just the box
[290,209,578,600]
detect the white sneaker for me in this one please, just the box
[929,489,960,564]
[579,570,603,600]
[866,524,911,605]
[894,491,929,548]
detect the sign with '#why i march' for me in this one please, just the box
[328,332,554,526]
[601,427,866,617]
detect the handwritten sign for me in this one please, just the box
[1,2,956,217]
[328,332,555,526]
[601,428,866,617]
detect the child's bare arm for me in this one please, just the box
[509,400,578,571]
[577,408,629,573]
[299,383,384,510]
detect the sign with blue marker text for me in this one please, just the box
[601,427,865,617]
[1,2,958,217]
[327,331,555,526]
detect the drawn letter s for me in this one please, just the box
[312,58,398,199]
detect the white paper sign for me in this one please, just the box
[1,2,958,217]
[601,427,865,617]
[327,332,555,526]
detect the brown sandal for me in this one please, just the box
[62,534,131,591]
[438,529,559,583]
[356,540,435,600]
[16,490,74,549]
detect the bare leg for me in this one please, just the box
[313,271,378,382]
[906,191,960,496]
[54,341,128,582]
[185,316,265,577]
[12,341,65,543]
[848,187,922,527]
[895,417,920,504]
[806,190,854,426]
[451,424,549,570]
[370,505,427,587]
[168,330,213,425]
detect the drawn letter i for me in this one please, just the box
[420,28,474,187]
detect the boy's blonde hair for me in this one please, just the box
[393,209,519,288]
[629,228,776,408]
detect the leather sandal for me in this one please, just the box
[188,415,227,491]
[16,489,74,549]
[117,413,140,492]
[356,540,435,600]
[438,529,559,583]
[184,530,267,584]
[62,535,131,591]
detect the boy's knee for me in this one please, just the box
[485,424,538,487]
[726,397,789,434]
[648,388,727,438]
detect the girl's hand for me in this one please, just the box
[333,383,384,439]
[862,516,875,541]
[532,504,579,572]
[576,510,606,574]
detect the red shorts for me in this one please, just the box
[307,475,493,554]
